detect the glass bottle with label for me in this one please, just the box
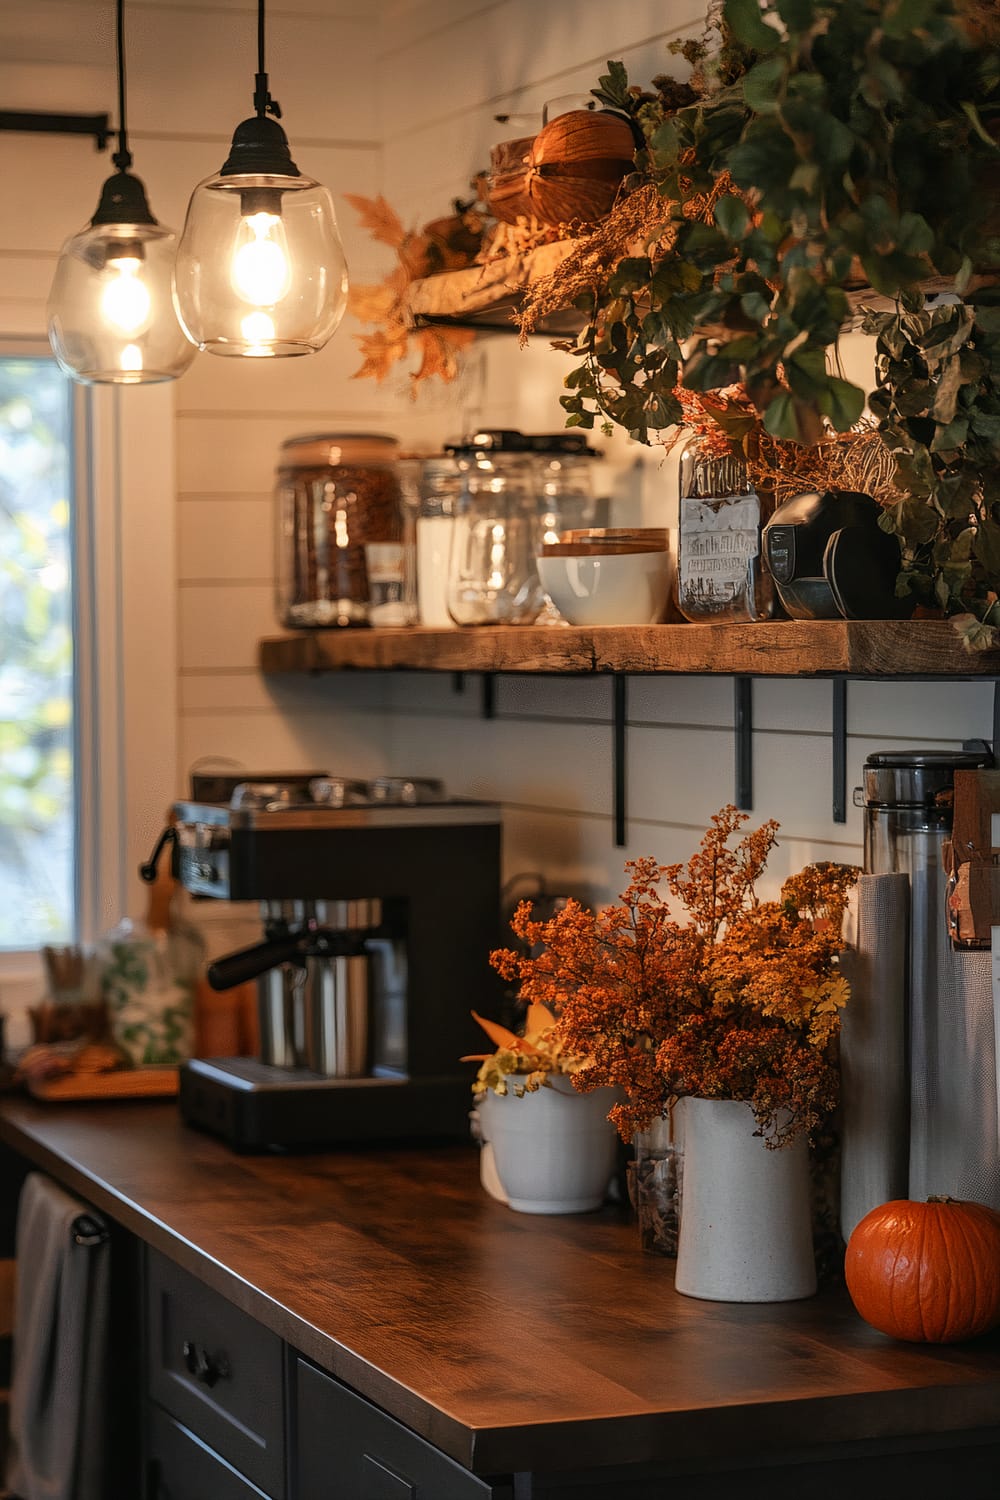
[675,435,776,623]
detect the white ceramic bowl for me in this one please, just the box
[537,549,672,626]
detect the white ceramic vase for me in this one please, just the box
[479,1076,618,1214]
[674,1097,816,1303]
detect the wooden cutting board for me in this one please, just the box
[27,1067,179,1102]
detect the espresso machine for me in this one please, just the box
[142,775,501,1150]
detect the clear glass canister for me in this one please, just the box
[415,454,463,628]
[275,433,404,628]
[445,431,547,626]
[533,433,600,543]
[675,433,776,623]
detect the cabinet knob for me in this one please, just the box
[182,1338,230,1387]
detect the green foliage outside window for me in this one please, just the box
[0,357,75,947]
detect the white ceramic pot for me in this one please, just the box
[478,1075,618,1214]
[674,1097,816,1303]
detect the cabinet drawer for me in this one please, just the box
[147,1402,272,1500]
[146,1248,285,1498]
[295,1359,509,1500]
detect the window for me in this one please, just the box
[0,336,178,1040]
[0,355,76,949]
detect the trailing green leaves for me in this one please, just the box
[865,298,1000,633]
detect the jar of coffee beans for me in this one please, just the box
[275,433,404,627]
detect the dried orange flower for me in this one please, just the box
[490,807,858,1148]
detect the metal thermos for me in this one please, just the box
[857,748,995,1201]
[859,747,992,937]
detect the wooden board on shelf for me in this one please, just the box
[405,240,584,334]
[27,1067,179,1102]
[258,620,1000,680]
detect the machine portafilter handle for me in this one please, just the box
[206,934,307,992]
[139,825,178,884]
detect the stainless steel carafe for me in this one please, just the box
[300,899,379,1077]
[252,899,379,1078]
[301,954,370,1076]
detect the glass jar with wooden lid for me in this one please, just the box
[275,433,404,627]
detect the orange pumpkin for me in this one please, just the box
[525,110,636,226]
[845,1196,1000,1343]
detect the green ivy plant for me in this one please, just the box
[559,0,1000,447]
[865,289,1000,638]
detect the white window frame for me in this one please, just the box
[0,336,179,1040]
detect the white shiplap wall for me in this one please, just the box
[1,0,994,942]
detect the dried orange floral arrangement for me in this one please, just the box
[491,806,858,1148]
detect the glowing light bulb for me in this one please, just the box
[101,256,151,335]
[120,343,143,373]
[231,212,291,306]
[240,310,276,355]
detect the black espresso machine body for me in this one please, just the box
[168,790,502,1150]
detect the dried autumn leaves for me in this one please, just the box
[344,193,483,391]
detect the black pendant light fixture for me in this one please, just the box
[47,0,195,385]
[173,0,349,358]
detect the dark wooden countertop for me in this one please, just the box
[3,1097,1000,1476]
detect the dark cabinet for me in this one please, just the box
[145,1248,286,1498]
[142,1253,509,1500]
[295,1360,511,1500]
[147,1403,271,1499]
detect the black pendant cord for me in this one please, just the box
[88,0,157,223]
[253,0,282,120]
[112,0,132,172]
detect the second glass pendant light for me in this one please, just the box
[173,0,349,358]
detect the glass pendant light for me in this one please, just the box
[173,0,349,358]
[47,0,195,385]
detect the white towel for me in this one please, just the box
[5,1174,110,1500]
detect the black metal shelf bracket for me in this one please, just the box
[734,677,753,811]
[832,679,848,824]
[481,673,496,720]
[0,109,111,150]
[613,674,627,847]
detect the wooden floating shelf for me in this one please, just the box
[406,244,999,339]
[405,240,585,335]
[259,620,1000,680]
[404,243,1000,340]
